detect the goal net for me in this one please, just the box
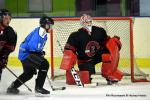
[50,17,149,82]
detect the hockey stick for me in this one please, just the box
[5,67,32,92]
[46,75,66,91]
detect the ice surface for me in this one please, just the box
[0,68,150,100]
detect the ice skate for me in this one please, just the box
[7,82,19,94]
[35,87,50,97]
[106,79,118,85]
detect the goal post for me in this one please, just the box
[50,17,149,82]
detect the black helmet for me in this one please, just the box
[0,9,11,21]
[40,16,54,30]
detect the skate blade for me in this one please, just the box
[35,93,50,97]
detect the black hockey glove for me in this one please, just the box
[0,55,8,69]
[37,51,45,57]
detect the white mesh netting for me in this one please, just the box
[51,18,149,82]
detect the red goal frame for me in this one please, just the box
[50,17,149,82]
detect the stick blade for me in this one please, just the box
[52,86,66,91]
[83,82,98,88]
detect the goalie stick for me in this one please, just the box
[70,67,84,87]
[47,75,66,91]
[70,67,98,87]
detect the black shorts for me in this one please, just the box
[21,53,47,74]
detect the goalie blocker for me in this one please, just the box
[60,50,77,70]
[60,50,91,84]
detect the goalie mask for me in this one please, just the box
[80,14,92,32]
[40,16,54,32]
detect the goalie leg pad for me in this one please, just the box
[60,50,77,70]
[66,70,90,85]
[66,70,75,85]
[79,71,91,84]
[101,38,123,81]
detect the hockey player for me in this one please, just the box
[0,9,17,81]
[7,16,54,95]
[60,14,123,85]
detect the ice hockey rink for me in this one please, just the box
[0,68,150,100]
[1,0,150,100]
[1,18,150,100]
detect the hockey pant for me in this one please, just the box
[12,53,49,89]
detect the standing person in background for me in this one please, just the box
[7,16,54,96]
[60,14,123,85]
[0,9,17,81]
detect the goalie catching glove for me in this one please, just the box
[113,35,122,50]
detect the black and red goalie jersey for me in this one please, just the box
[65,26,109,63]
